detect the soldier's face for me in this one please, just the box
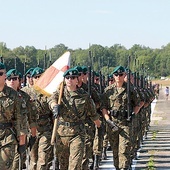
[33,74,41,84]
[78,72,83,83]
[26,75,34,86]
[65,76,78,87]
[82,72,88,83]
[0,69,6,86]
[6,76,19,91]
[114,72,125,83]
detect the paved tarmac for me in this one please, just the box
[98,86,170,170]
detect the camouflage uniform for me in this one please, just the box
[24,86,53,170]
[48,86,99,170]
[101,82,140,169]
[0,85,24,169]
[79,82,101,170]
[11,89,37,169]
[91,82,105,168]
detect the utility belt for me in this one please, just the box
[110,110,130,120]
[0,122,13,130]
[58,121,84,127]
[37,114,51,120]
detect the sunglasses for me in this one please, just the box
[34,75,41,79]
[109,79,114,82]
[83,72,87,75]
[0,72,5,76]
[96,78,99,81]
[114,73,124,77]
[6,77,18,81]
[27,75,31,78]
[65,76,77,80]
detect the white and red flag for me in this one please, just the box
[34,51,71,96]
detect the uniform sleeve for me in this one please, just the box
[100,86,111,110]
[14,94,25,137]
[27,96,37,128]
[86,97,100,121]
[131,85,141,107]
[91,87,101,104]
[47,91,59,110]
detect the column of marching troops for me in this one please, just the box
[0,61,155,170]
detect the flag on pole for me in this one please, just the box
[34,51,71,96]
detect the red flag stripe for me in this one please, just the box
[35,65,69,89]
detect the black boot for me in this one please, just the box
[93,155,100,170]
[89,156,94,170]
[102,147,107,160]
[55,157,60,170]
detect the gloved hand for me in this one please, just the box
[52,104,60,118]
[17,144,26,155]
[106,119,118,131]
[28,136,36,150]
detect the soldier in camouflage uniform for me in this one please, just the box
[5,69,37,169]
[102,74,115,160]
[124,71,145,162]
[91,71,105,169]
[22,67,53,170]
[22,68,34,91]
[101,66,141,170]
[73,66,101,170]
[0,62,26,169]
[48,68,101,170]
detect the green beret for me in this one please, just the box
[94,71,99,77]
[82,65,88,73]
[74,66,82,73]
[125,68,132,73]
[0,62,6,70]
[6,69,22,78]
[113,66,125,74]
[108,74,113,79]
[25,68,34,76]
[63,68,79,77]
[31,67,44,77]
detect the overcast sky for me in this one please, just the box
[0,0,170,50]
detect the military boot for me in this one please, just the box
[55,157,60,170]
[93,155,100,170]
[102,147,107,160]
[89,156,94,170]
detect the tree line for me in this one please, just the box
[0,42,170,79]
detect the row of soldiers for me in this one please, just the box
[0,62,155,170]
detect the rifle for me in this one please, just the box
[23,60,27,87]
[99,71,103,94]
[134,72,137,87]
[0,56,3,63]
[88,66,92,97]
[127,56,131,121]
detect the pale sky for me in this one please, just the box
[0,0,170,50]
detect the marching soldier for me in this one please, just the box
[101,66,141,170]
[22,67,53,170]
[73,66,101,170]
[48,68,101,170]
[22,68,34,89]
[5,68,37,169]
[0,62,26,169]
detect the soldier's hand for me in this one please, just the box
[18,144,26,155]
[52,104,60,118]
[28,136,36,150]
[106,119,118,131]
